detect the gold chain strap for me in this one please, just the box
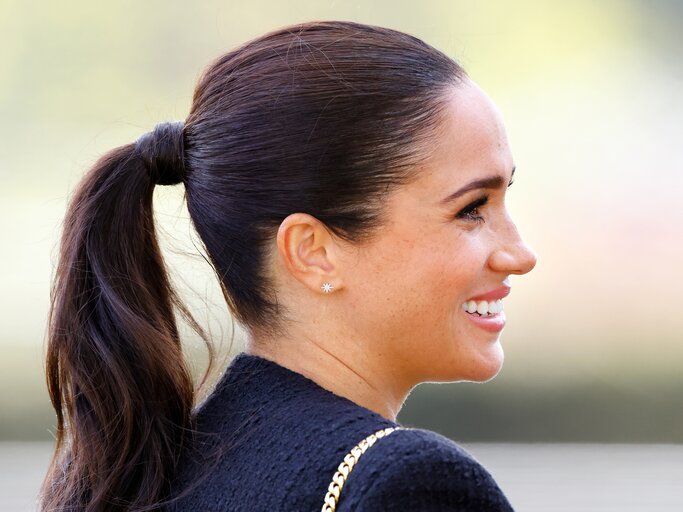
[320,426,403,512]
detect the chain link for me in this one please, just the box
[321,426,403,511]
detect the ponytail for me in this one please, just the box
[40,122,215,511]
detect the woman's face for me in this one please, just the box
[340,79,537,386]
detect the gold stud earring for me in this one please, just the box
[321,282,334,293]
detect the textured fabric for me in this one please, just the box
[167,352,515,511]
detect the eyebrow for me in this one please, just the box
[439,166,516,205]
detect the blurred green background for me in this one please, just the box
[1,0,682,444]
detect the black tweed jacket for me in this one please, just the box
[168,351,514,511]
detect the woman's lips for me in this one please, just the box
[466,284,511,302]
[463,308,506,333]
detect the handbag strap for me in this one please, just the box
[321,426,404,512]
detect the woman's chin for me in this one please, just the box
[462,343,505,382]
[431,342,505,383]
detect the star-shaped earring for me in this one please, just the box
[321,282,334,293]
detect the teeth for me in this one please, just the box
[462,299,503,316]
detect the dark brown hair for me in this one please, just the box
[40,20,466,511]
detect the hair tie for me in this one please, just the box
[135,120,186,186]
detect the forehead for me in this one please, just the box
[369,80,514,238]
[418,80,512,191]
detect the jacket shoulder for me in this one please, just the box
[334,427,515,512]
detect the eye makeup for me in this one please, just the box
[457,195,488,223]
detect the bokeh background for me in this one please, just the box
[1,1,681,510]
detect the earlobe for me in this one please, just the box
[276,213,342,293]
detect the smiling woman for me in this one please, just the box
[264,80,537,412]
[41,20,536,511]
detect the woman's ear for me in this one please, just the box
[276,213,344,294]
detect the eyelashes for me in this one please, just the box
[456,178,513,224]
[457,195,489,223]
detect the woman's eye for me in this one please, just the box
[456,195,488,223]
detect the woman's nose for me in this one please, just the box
[488,219,538,275]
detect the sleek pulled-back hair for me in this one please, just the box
[40,20,466,511]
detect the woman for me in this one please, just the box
[41,20,536,511]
